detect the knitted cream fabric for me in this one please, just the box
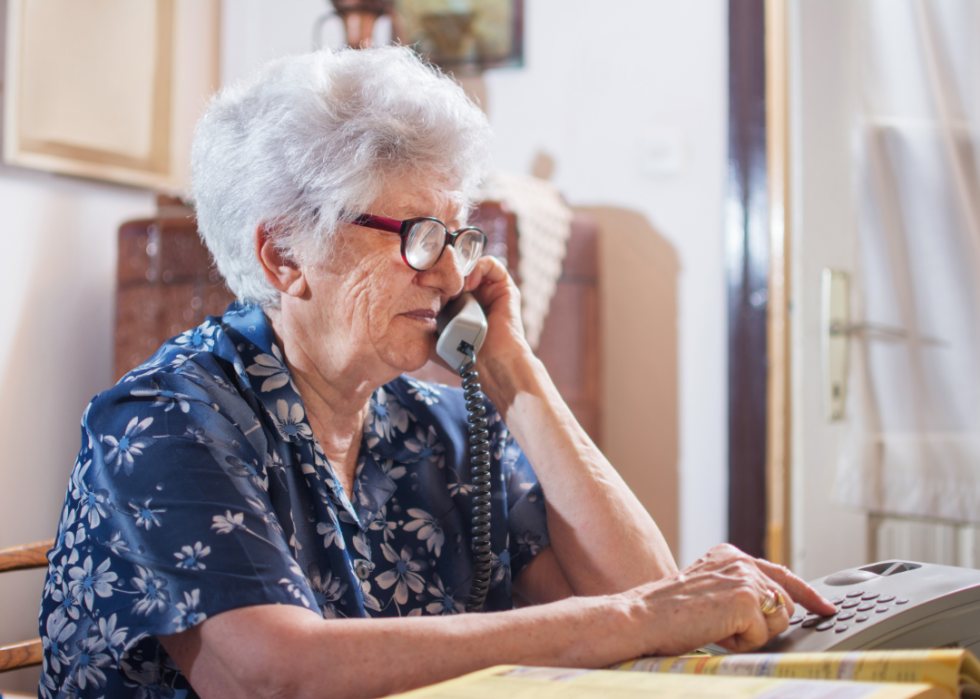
[479,172,573,349]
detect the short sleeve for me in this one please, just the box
[44,359,318,652]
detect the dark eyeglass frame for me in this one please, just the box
[343,211,487,274]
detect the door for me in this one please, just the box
[788,0,867,580]
[788,0,980,580]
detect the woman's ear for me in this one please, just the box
[255,222,307,298]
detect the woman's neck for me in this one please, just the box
[294,373,367,502]
[268,309,393,501]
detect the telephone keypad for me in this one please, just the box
[789,590,896,633]
[796,591,901,637]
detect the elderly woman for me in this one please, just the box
[38,47,832,699]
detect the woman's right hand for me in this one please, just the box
[622,544,836,656]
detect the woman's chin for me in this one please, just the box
[380,337,434,375]
[397,354,431,374]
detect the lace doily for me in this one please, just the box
[479,172,573,349]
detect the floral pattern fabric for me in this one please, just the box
[38,302,549,698]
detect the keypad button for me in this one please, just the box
[789,615,804,625]
[856,603,876,612]
[861,592,880,601]
[831,597,845,606]
[855,615,870,623]
[878,595,895,603]
[837,611,855,621]
[896,599,909,605]
[816,621,836,631]
[846,590,865,598]
[835,625,849,633]
[841,600,860,609]
[875,606,889,613]
[801,618,821,628]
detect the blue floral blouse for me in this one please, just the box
[38,302,550,698]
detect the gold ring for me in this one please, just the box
[760,589,785,616]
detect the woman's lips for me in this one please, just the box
[401,309,438,321]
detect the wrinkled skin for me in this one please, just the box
[623,543,833,657]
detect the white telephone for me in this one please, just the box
[760,560,980,655]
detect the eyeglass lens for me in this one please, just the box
[453,229,484,272]
[405,220,445,270]
[404,220,484,274]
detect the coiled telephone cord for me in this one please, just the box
[459,344,492,613]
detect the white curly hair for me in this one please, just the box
[190,45,493,307]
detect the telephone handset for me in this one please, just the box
[435,293,491,613]
[759,560,980,655]
[436,293,487,371]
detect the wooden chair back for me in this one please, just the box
[114,197,236,382]
[0,539,54,673]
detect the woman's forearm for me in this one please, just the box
[482,350,678,596]
[167,595,642,699]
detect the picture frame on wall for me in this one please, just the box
[392,0,524,73]
[3,0,219,192]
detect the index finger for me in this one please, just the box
[463,256,508,293]
[756,560,836,616]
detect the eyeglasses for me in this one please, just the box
[344,212,486,276]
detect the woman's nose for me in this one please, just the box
[418,243,466,294]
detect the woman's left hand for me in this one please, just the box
[461,256,529,358]
[431,256,533,405]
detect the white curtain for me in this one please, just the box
[834,0,980,523]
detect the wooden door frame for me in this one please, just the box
[726,0,791,564]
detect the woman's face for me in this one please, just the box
[289,177,468,381]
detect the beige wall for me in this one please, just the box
[484,1,728,564]
[586,207,680,558]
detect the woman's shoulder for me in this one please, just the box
[117,315,238,376]
[90,314,258,431]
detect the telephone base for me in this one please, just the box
[761,560,980,654]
